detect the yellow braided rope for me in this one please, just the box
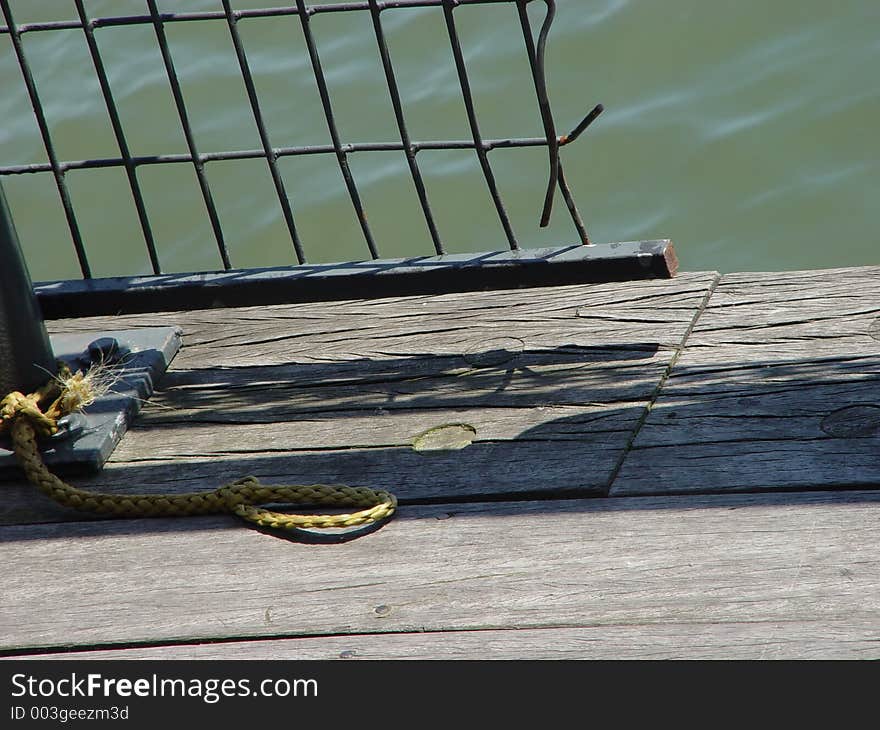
[1,381,396,534]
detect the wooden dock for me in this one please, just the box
[2,265,878,659]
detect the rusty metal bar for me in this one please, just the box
[0,1,523,36]
[516,0,602,244]
[441,0,519,250]
[367,0,444,255]
[145,0,231,270]
[0,133,579,177]
[294,0,379,258]
[220,0,307,264]
[73,0,162,274]
[0,0,91,277]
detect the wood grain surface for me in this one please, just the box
[17,620,880,660]
[612,267,880,495]
[3,267,878,659]
[1,274,716,523]
[1,491,877,654]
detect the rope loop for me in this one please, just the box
[221,476,397,530]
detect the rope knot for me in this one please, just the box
[0,391,58,437]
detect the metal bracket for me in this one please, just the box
[0,326,181,478]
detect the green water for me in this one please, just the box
[1,0,878,281]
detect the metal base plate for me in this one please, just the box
[0,327,181,478]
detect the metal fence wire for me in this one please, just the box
[0,0,603,280]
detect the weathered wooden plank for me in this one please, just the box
[2,275,717,524]
[110,405,636,457]
[682,267,880,357]
[17,621,880,660]
[0,439,625,525]
[143,357,666,422]
[612,267,880,495]
[48,273,717,369]
[1,403,638,524]
[1,491,878,653]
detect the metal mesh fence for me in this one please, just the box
[0,0,602,279]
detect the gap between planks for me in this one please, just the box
[606,272,721,489]
[6,620,880,660]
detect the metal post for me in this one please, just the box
[0,180,56,396]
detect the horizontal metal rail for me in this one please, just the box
[0,131,590,176]
[0,0,527,34]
